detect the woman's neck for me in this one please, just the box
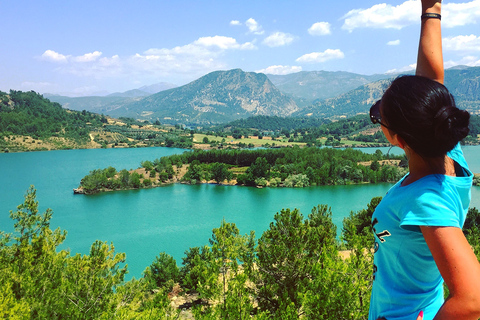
[402,149,455,186]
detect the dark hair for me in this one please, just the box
[382,75,470,158]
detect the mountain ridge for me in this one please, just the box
[45,66,480,124]
[105,69,298,124]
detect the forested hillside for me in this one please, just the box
[0,90,193,152]
[0,90,105,141]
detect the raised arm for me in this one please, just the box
[416,0,443,83]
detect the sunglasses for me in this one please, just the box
[369,100,389,128]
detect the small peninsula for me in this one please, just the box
[75,146,407,195]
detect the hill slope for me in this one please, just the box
[294,66,480,119]
[107,69,299,124]
[267,71,391,104]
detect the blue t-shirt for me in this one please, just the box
[368,144,472,320]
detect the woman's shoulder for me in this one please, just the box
[448,143,471,173]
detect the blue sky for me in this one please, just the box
[1,0,479,96]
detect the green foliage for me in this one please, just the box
[464,207,480,260]
[78,146,406,193]
[215,115,328,132]
[209,162,233,183]
[0,186,136,319]
[247,157,270,178]
[181,246,213,293]
[104,124,193,148]
[80,167,119,193]
[0,90,102,142]
[254,205,336,316]
[283,173,309,187]
[342,197,382,249]
[145,252,180,290]
[63,241,127,319]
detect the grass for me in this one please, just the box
[193,133,307,147]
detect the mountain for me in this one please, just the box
[267,71,392,105]
[46,66,480,124]
[107,82,178,98]
[106,69,299,124]
[107,89,151,98]
[293,66,480,119]
[443,66,480,113]
[43,94,134,112]
[293,79,392,119]
[45,82,179,111]
[138,82,178,94]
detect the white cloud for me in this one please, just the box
[387,39,401,46]
[385,63,416,74]
[308,22,332,36]
[41,50,105,64]
[341,0,480,31]
[230,20,241,26]
[40,35,255,81]
[443,0,480,27]
[73,51,102,62]
[341,0,417,32]
[262,32,295,47]
[246,18,264,35]
[256,65,302,75]
[41,50,69,63]
[194,36,256,50]
[443,34,480,51]
[444,56,480,68]
[296,49,345,63]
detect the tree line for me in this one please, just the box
[79,146,407,193]
[2,187,480,319]
[206,113,480,146]
[0,90,106,142]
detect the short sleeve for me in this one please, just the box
[400,185,462,229]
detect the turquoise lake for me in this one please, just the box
[1,145,480,280]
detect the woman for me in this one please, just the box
[368,0,480,319]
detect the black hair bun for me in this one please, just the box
[433,106,470,148]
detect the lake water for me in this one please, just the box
[1,145,480,280]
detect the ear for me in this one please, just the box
[394,134,407,149]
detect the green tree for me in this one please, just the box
[247,157,270,178]
[130,172,142,188]
[254,205,337,317]
[63,241,127,319]
[144,252,180,290]
[1,186,68,318]
[118,169,131,188]
[464,207,480,260]
[185,160,203,182]
[342,197,381,249]
[181,246,213,293]
[192,220,255,319]
[210,162,233,183]
[0,187,133,319]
